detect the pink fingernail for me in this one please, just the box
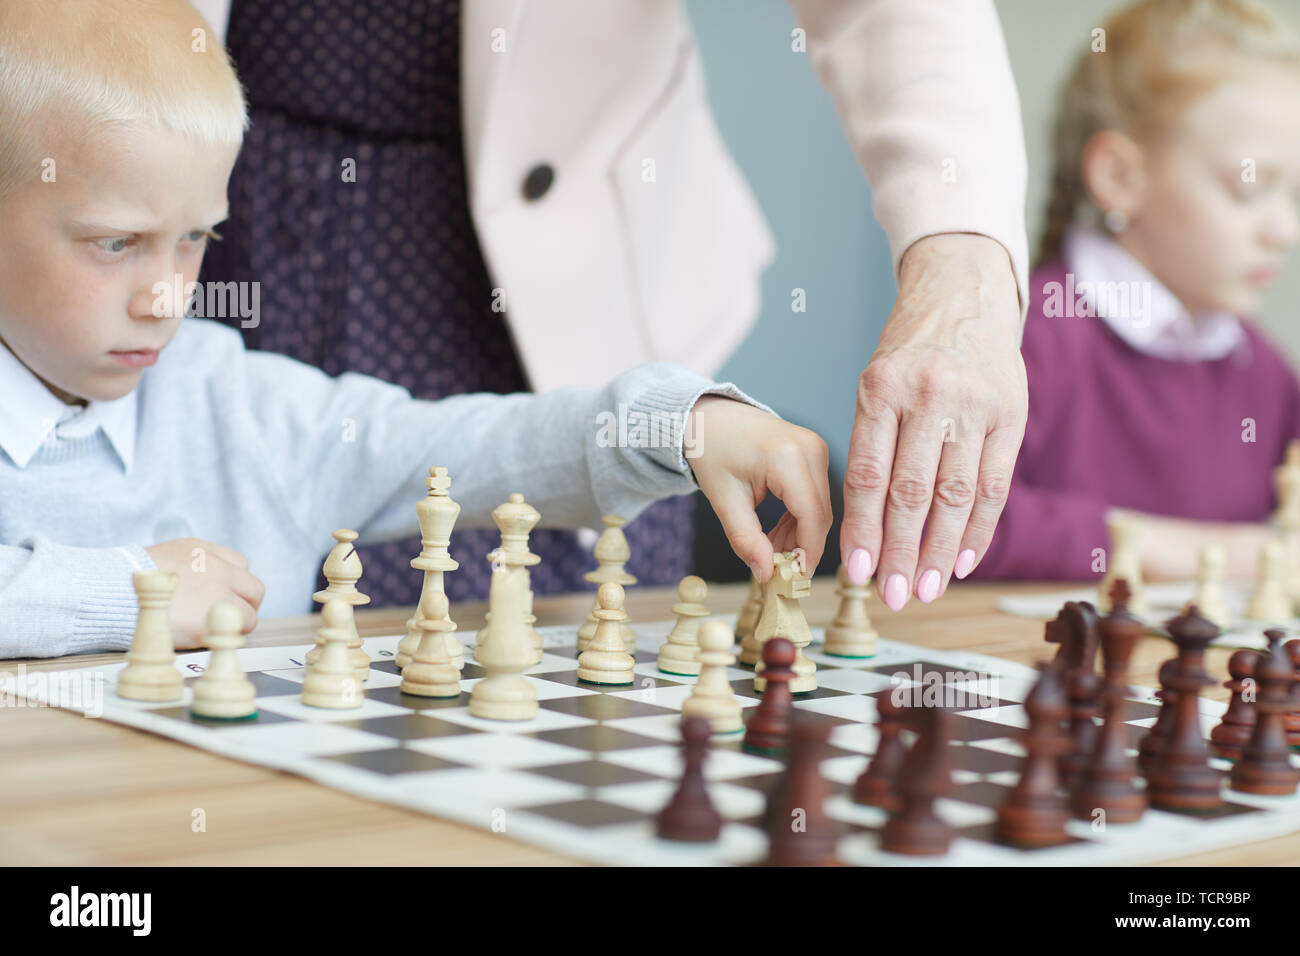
[954,549,976,580]
[884,573,909,611]
[846,548,872,585]
[917,569,940,603]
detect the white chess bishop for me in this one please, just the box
[310,528,371,682]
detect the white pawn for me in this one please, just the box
[1098,513,1147,615]
[657,575,710,676]
[401,591,461,698]
[191,602,257,720]
[1246,539,1292,623]
[117,570,185,702]
[1185,545,1231,630]
[302,600,364,709]
[470,564,538,720]
[682,620,743,736]
[577,582,636,685]
[823,564,878,658]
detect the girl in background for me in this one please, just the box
[978,0,1300,582]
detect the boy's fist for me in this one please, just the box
[144,538,265,648]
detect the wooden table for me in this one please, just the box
[2,580,1292,865]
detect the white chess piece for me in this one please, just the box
[401,590,462,698]
[1186,545,1231,630]
[1098,513,1147,615]
[682,621,743,735]
[577,515,638,653]
[1246,539,1292,623]
[470,564,539,720]
[117,570,184,702]
[302,600,364,709]
[310,529,371,683]
[657,575,709,676]
[191,602,257,719]
[823,564,878,658]
[753,551,816,693]
[577,582,636,685]
[400,466,463,670]
[476,494,544,665]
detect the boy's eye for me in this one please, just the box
[94,237,132,255]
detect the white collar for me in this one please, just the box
[1062,224,1244,362]
[0,342,137,472]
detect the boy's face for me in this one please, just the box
[1126,66,1300,317]
[0,117,239,404]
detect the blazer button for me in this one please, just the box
[522,163,555,201]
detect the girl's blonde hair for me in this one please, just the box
[0,0,248,200]
[1036,0,1300,268]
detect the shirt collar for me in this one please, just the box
[0,342,137,472]
[1062,224,1244,362]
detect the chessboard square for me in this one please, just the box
[530,724,666,753]
[430,705,594,736]
[149,705,294,728]
[946,675,1036,704]
[1119,700,1162,721]
[366,660,403,676]
[952,780,1017,809]
[820,753,870,787]
[407,732,590,768]
[600,744,782,781]
[602,713,692,743]
[606,682,760,713]
[870,659,996,684]
[729,678,850,701]
[933,796,998,827]
[540,693,679,721]
[792,694,878,723]
[180,671,304,698]
[255,695,413,723]
[828,721,880,755]
[335,713,480,741]
[396,768,585,810]
[526,670,644,692]
[222,722,396,756]
[317,748,465,775]
[365,686,472,711]
[952,714,1028,743]
[527,760,664,788]
[356,669,406,689]
[814,669,901,695]
[952,742,1025,775]
[526,652,579,675]
[514,798,649,828]
[958,704,1030,729]
[968,736,1028,757]
[805,648,880,669]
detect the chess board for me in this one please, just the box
[999,582,1297,650]
[18,621,1300,866]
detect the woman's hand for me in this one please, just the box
[841,233,1027,610]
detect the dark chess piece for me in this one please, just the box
[743,637,795,756]
[880,705,955,856]
[764,713,839,866]
[853,692,906,811]
[657,716,723,842]
[1210,649,1259,760]
[1062,670,1102,790]
[1138,659,1180,775]
[1071,580,1147,824]
[1231,629,1300,796]
[1146,606,1225,813]
[1044,600,1101,677]
[1285,640,1300,749]
[996,663,1071,847]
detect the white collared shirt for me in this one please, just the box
[1062,224,1244,362]
[0,343,136,472]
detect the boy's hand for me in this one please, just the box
[687,396,832,581]
[145,538,265,648]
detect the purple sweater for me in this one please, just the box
[975,258,1300,580]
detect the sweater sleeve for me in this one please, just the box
[785,0,1029,318]
[0,538,154,659]
[224,340,777,549]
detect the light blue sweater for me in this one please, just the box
[0,319,766,659]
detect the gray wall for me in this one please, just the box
[686,0,1300,476]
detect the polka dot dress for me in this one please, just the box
[200,0,695,607]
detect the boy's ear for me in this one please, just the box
[1081,129,1146,221]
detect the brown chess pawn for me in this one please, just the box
[996,663,1071,848]
[1062,670,1101,791]
[1146,607,1225,812]
[764,713,839,866]
[657,716,723,842]
[743,637,795,756]
[1285,640,1300,749]
[1071,580,1147,824]
[1210,650,1259,761]
[880,705,956,856]
[1231,629,1300,796]
[1138,659,1180,775]
[853,692,906,811]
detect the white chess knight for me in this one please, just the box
[470,562,539,720]
[191,602,258,719]
[753,550,816,693]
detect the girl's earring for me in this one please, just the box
[1103,208,1129,233]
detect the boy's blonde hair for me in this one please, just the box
[1037,0,1300,267]
[0,0,248,200]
